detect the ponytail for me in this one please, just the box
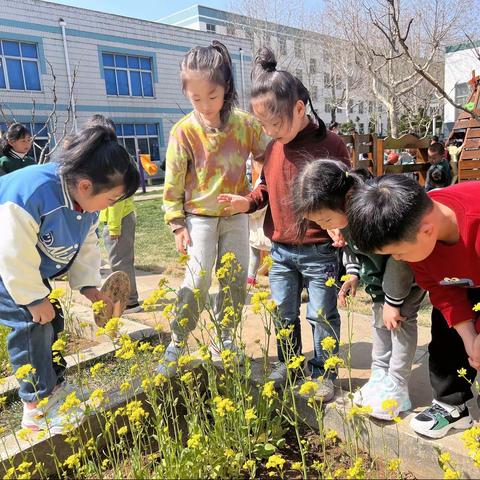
[57,119,140,200]
[180,41,238,126]
[0,123,31,156]
[292,159,371,239]
[251,47,326,139]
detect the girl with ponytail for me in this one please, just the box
[0,116,139,434]
[161,41,268,376]
[218,48,351,401]
[292,159,424,421]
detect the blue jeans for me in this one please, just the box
[269,242,340,379]
[0,278,66,402]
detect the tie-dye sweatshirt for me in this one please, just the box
[163,109,268,227]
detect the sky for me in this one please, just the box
[46,0,320,23]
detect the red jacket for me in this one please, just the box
[246,121,350,244]
[409,182,480,327]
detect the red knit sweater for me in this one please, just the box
[246,121,350,244]
[408,182,480,327]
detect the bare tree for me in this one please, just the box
[0,61,77,163]
[379,0,480,121]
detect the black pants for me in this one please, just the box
[429,288,480,405]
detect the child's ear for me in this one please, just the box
[77,179,93,195]
[419,221,435,239]
[295,100,306,117]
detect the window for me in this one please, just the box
[311,86,318,102]
[359,123,364,134]
[348,99,354,113]
[294,38,302,57]
[278,36,287,55]
[0,121,49,162]
[226,24,235,36]
[309,58,317,75]
[455,82,469,106]
[368,100,374,114]
[206,23,216,33]
[0,40,41,91]
[358,101,364,114]
[324,102,331,114]
[323,72,331,88]
[295,69,303,82]
[116,123,161,165]
[102,53,154,97]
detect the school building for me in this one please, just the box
[443,40,480,135]
[0,0,252,176]
[161,4,389,135]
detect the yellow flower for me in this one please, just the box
[179,317,189,328]
[120,381,131,393]
[325,277,336,287]
[17,427,34,441]
[347,405,373,419]
[90,362,104,377]
[117,426,128,436]
[473,303,480,312]
[262,381,277,399]
[287,355,305,369]
[92,300,106,315]
[325,429,338,442]
[245,408,257,421]
[439,452,451,465]
[243,459,256,470]
[17,461,33,473]
[59,392,81,414]
[48,288,65,301]
[125,400,148,425]
[63,453,81,469]
[444,468,461,479]
[213,395,236,416]
[220,348,237,366]
[462,426,480,467]
[387,458,400,471]
[187,433,202,449]
[321,336,337,352]
[89,388,105,409]
[115,335,137,360]
[324,355,345,371]
[381,398,399,413]
[180,371,194,384]
[220,251,237,265]
[224,448,235,458]
[299,381,317,397]
[37,397,49,409]
[178,354,194,368]
[178,253,190,265]
[277,327,293,338]
[346,458,364,479]
[266,454,285,470]
[15,364,36,380]
[340,274,352,282]
[291,462,303,471]
[51,338,67,353]
[154,373,167,387]
[457,368,467,377]
[103,317,122,338]
[261,255,273,271]
[199,345,211,361]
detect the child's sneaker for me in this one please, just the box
[410,400,473,439]
[353,368,387,406]
[354,373,411,420]
[209,339,245,365]
[156,341,184,378]
[125,302,143,314]
[21,400,85,435]
[268,361,306,388]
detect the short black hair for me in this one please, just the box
[347,175,433,253]
[428,142,445,156]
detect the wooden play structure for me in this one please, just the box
[446,72,480,182]
[339,73,480,184]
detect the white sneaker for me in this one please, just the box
[355,373,411,420]
[410,400,473,439]
[156,341,184,378]
[353,368,387,406]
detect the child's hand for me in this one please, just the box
[338,275,359,307]
[217,194,250,214]
[82,287,113,310]
[327,229,346,248]
[27,298,56,324]
[174,227,192,255]
[383,304,406,330]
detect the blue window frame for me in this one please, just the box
[0,40,41,91]
[102,53,154,97]
[116,123,161,166]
